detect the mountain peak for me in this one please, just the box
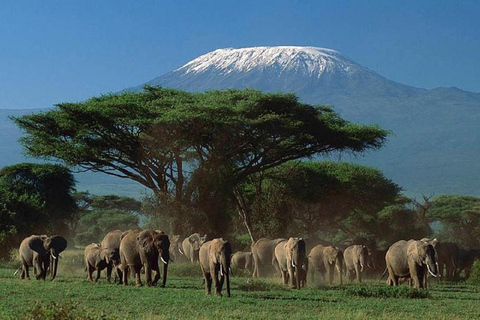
[176,46,362,78]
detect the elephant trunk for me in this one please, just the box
[161,250,169,287]
[336,258,343,285]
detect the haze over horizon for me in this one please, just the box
[1,1,479,110]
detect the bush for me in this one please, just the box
[344,284,430,299]
[467,259,480,285]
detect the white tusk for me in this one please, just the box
[291,260,296,268]
[160,257,168,265]
[426,263,437,278]
[220,265,224,277]
[14,267,20,276]
[51,253,57,260]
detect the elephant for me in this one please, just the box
[308,245,343,285]
[100,229,125,283]
[343,245,368,283]
[199,238,232,297]
[19,235,67,280]
[385,238,439,289]
[182,233,208,263]
[169,234,187,263]
[119,229,170,287]
[456,248,480,279]
[84,243,115,282]
[231,251,254,275]
[273,237,306,289]
[251,238,286,278]
[434,241,459,281]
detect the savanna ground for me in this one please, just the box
[0,249,479,320]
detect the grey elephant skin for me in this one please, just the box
[84,243,114,282]
[385,239,439,289]
[251,238,286,278]
[169,234,187,263]
[119,230,170,287]
[457,248,480,279]
[100,229,125,283]
[344,245,368,283]
[274,237,307,289]
[19,235,67,280]
[231,251,254,275]
[308,244,343,285]
[434,241,459,281]
[182,233,207,263]
[199,238,232,297]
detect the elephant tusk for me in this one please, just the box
[291,260,296,268]
[160,257,168,265]
[426,263,437,278]
[220,265,224,277]
[51,253,57,260]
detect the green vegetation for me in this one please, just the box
[1,260,479,320]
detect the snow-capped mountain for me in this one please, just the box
[125,46,480,197]
[133,46,422,106]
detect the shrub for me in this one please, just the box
[467,259,480,285]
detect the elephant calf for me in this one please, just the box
[231,251,254,275]
[308,244,343,286]
[274,237,307,289]
[84,243,114,282]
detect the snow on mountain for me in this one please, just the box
[176,46,364,77]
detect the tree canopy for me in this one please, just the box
[13,87,390,239]
[0,163,77,258]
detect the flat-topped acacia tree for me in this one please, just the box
[13,86,389,240]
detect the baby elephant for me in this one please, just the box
[231,251,254,275]
[84,243,114,282]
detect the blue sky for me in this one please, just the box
[1,0,479,109]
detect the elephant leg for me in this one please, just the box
[213,268,222,296]
[95,267,101,282]
[106,265,112,283]
[355,264,362,283]
[116,266,123,284]
[134,266,142,287]
[151,266,160,286]
[204,273,212,295]
[122,265,128,286]
[328,265,334,285]
[145,264,153,286]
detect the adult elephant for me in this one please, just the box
[308,245,343,285]
[84,243,114,282]
[199,238,232,297]
[435,241,459,281]
[457,248,480,279]
[251,238,286,278]
[119,230,170,287]
[19,235,67,280]
[385,239,438,289]
[231,251,254,275]
[100,230,125,283]
[182,233,208,263]
[344,245,368,283]
[274,237,306,289]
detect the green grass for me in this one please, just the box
[1,253,480,320]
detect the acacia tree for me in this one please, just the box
[13,87,389,240]
[242,161,404,243]
[426,195,480,248]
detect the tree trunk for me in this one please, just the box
[233,187,255,243]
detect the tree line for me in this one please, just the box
[1,87,478,257]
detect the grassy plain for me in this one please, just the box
[0,250,479,320]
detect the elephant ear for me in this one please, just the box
[28,236,48,255]
[137,230,153,249]
[47,236,68,254]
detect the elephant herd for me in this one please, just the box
[17,231,480,295]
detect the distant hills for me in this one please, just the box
[2,46,480,197]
